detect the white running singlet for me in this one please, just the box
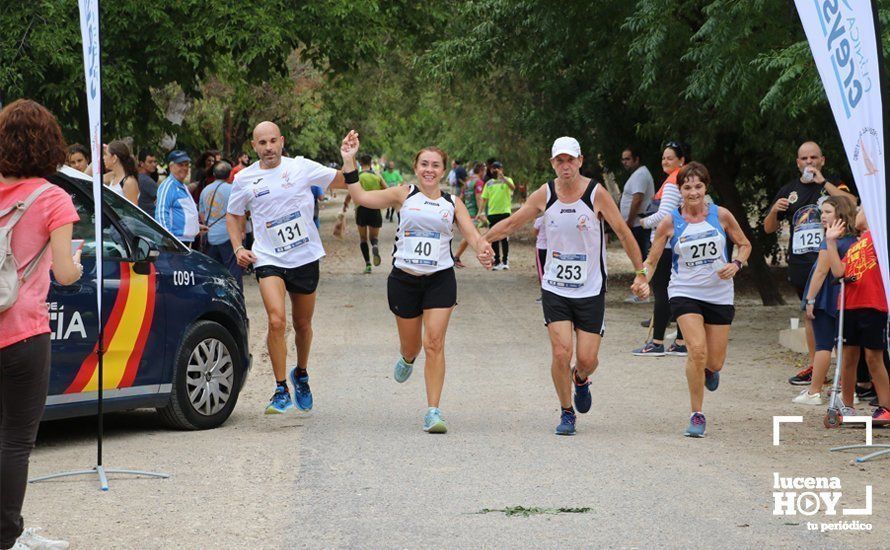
[393,186,455,274]
[668,203,733,305]
[228,156,337,268]
[541,180,606,298]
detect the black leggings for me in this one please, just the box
[488,213,511,263]
[651,249,683,342]
[1,334,51,549]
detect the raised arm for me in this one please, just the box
[338,130,409,209]
[823,219,848,278]
[484,185,546,243]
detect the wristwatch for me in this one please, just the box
[732,259,743,270]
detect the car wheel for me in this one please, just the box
[157,320,243,430]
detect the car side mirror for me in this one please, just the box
[133,236,159,274]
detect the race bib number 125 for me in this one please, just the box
[792,223,823,255]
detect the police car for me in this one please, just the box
[42,167,251,430]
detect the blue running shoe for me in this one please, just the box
[705,369,720,391]
[685,412,706,437]
[555,409,576,435]
[572,368,592,414]
[265,386,293,414]
[394,357,414,383]
[423,408,447,433]
[289,367,313,411]
[632,341,665,357]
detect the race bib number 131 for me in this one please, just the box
[268,211,310,253]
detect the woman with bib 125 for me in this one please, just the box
[633,162,751,437]
[339,131,494,433]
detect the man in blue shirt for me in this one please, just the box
[156,150,201,244]
[199,161,243,289]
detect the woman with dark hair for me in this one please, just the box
[633,141,689,357]
[634,162,751,437]
[103,140,139,204]
[65,143,90,174]
[191,149,220,203]
[0,99,82,550]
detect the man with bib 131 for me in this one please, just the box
[226,121,357,415]
[764,141,854,386]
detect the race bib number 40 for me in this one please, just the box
[403,230,441,266]
[792,223,823,255]
[677,229,722,267]
[267,211,310,253]
[545,252,588,288]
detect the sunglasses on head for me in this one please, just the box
[664,141,685,156]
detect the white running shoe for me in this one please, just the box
[14,528,69,549]
[501,262,510,270]
[792,389,823,405]
[840,406,857,417]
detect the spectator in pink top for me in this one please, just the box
[0,99,82,550]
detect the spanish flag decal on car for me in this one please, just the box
[65,263,157,393]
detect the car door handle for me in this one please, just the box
[51,281,82,293]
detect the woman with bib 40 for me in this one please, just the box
[633,162,751,437]
[340,132,494,433]
[485,137,649,436]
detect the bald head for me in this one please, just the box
[796,141,825,176]
[253,121,281,140]
[251,121,285,169]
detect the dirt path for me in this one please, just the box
[25,192,887,548]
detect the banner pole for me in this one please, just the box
[29,0,169,489]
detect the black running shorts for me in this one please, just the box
[843,308,889,350]
[255,261,320,295]
[387,267,457,318]
[669,296,734,325]
[541,290,605,335]
[356,206,383,228]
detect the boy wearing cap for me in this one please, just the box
[477,161,515,270]
[484,137,648,435]
[156,150,202,244]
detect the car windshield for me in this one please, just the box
[103,191,187,253]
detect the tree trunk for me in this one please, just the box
[705,139,786,306]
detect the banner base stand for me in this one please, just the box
[830,444,890,463]
[29,465,169,491]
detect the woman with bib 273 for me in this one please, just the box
[339,131,494,433]
[634,162,751,437]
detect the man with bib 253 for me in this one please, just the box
[226,121,357,415]
[764,141,854,387]
[484,137,649,436]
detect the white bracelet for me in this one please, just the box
[234,245,245,254]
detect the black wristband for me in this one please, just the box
[344,170,359,184]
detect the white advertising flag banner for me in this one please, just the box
[795,0,888,305]
[78,0,102,316]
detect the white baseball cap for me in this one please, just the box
[551,136,581,159]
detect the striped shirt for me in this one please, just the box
[641,173,681,249]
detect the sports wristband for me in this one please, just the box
[732,259,743,270]
[344,170,359,184]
